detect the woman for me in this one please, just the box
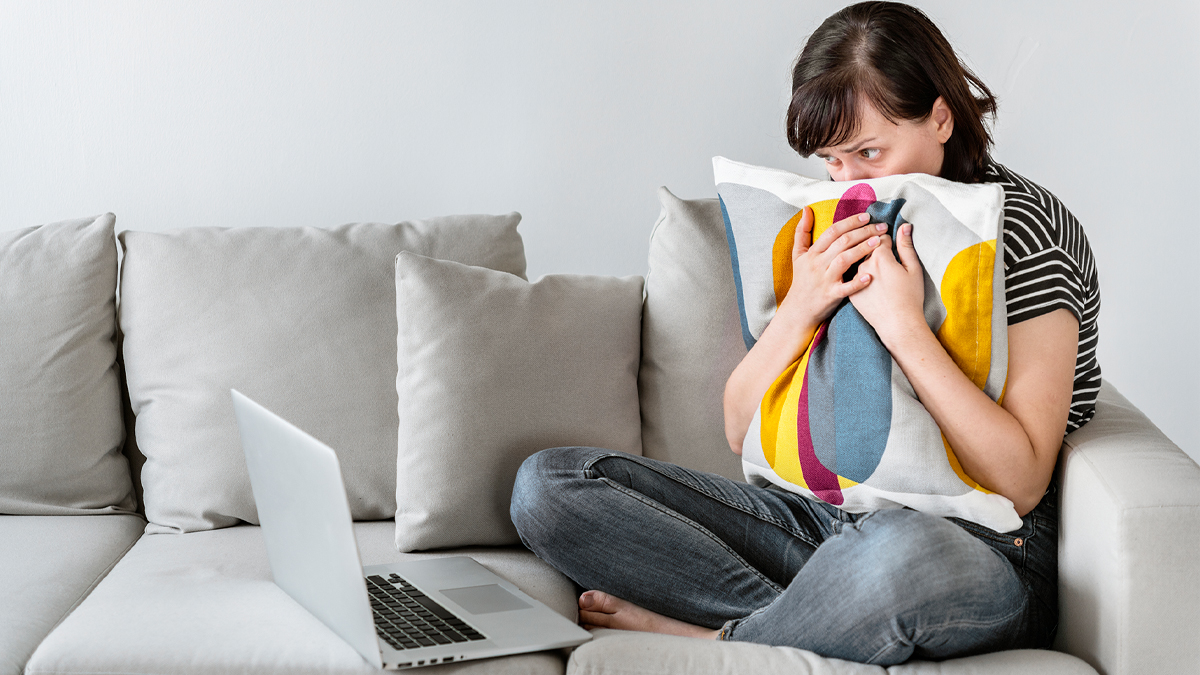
[510,1,1100,664]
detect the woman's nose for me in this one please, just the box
[840,164,871,181]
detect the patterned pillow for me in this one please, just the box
[714,156,1021,532]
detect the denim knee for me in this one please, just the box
[723,508,1028,662]
[833,509,1023,619]
[509,449,552,545]
[509,446,599,551]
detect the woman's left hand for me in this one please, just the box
[848,222,926,347]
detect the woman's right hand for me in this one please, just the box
[777,207,888,329]
[722,207,885,455]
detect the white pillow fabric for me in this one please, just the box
[120,215,526,533]
[0,214,134,515]
[394,252,644,551]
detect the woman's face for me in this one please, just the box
[814,96,954,181]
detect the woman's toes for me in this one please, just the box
[576,590,720,639]
[579,590,622,613]
[578,590,598,611]
[578,591,620,628]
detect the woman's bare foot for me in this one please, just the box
[577,590,720,640]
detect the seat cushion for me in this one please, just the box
[0,514,145,675]
[567,629,1098,675]
[26,521,572,675]
[0,214,134,515]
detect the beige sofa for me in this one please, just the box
[2,191,1197,675]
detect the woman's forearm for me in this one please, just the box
[881,319,1047,514]
[723,308,819,455]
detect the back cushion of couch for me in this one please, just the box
[119,215,526,533]
[0,214,135,514]
[638,188,746,481]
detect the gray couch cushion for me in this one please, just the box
[567,629,1097,675]
[394,253,644,551]
[0,214,134,514]
[26,521,573,675]
[889,650,1097,674]
[119,216,527,534]
[638,188,746,482]
[0,514,144,675]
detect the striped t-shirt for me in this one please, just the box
[982,161,1101,433]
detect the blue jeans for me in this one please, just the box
[510,447,1058,665]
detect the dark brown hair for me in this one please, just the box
[786,2,997,183]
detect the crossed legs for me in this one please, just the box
[510,447,1035,665]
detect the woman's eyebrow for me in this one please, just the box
[839,138,881,153]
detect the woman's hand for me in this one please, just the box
[723,207,885,454]
[779,207,889,328]
[847,223,926,347]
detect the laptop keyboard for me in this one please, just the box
[366,574,487,651]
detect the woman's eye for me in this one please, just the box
[820,155,838,164]
[861,148,880,160]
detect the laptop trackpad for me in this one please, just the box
[441,584,532,615]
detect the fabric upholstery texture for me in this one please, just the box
[0,514,145,675]
[714,157,1019,532]
[637,187,746,482]
[394,253,644,551]
[566,629,1097,675]
[1055,381,1200,675]
[26,522,573,675]
[0,214,134,515]
[119,215,526,534]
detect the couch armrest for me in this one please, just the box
[1055,380,1200,675]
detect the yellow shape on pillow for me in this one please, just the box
[772,212,800,309]
[936,239,999,495]
[809,199,840,241]
[935,240,996,390]
[760,348,809,488]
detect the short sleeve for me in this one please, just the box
[983,161,1102,433]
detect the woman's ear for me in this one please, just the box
[931,96,954,144]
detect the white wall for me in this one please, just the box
[2,1,1197,460]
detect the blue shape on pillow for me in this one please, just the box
[719,195,757,351]
[807,310,840,473]
[830,302,893,482]
[798,198,903,484]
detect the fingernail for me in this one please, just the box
[580,594,593,609]
[876,223,887,232]
[868,236,879,247]
[859,274,870,283]
[858,214,870,223]
[904,223,913,235]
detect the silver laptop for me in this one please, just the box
[230,389,592,670]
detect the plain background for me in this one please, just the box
[2,0,1197,462]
